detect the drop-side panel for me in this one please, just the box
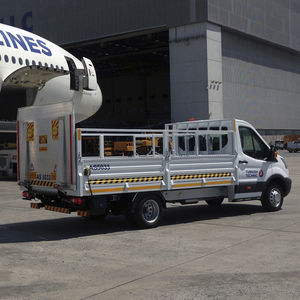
[168,155,235,191]
[80,156,165,196]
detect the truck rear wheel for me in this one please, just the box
[205,197,224,207]
[261,184,283,211]
[134,194,163,229]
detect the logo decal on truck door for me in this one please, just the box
[245,170,258,178]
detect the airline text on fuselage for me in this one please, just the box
[0,29,52,56]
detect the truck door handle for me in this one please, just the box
[239,160,248,164]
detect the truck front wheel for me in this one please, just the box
[261,184,283,211]
[134,194,163,229]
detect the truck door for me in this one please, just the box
[235,125,271,199]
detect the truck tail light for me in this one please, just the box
[69,197,83,205]
[22,191,33,200]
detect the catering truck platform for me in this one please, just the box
[18,103,291,228]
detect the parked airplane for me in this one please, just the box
[0,23,102,122]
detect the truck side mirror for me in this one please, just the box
[267,145,278,162]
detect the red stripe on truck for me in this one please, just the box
[69,115,73,185]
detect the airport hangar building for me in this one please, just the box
[1,0,300,138]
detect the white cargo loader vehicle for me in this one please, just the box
[18,103,291,228]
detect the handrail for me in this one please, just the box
[79,129,234,135]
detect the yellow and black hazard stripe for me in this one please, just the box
[89,176,163,185]
[45,205,70,214]
[30,180,56,188]
[31,203,41,209]
[77,210,88,217]
[89,173,232,185]
[171,172,232,180]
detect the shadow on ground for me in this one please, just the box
[0,203,265,244]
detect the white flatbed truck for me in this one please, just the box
[18,103,291,228]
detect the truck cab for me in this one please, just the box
[234,119,291,210]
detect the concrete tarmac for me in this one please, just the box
[0,151,299,299]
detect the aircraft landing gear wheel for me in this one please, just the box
[261,184,283,211]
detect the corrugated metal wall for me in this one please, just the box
[208,0,300,53]
[222,30,300,130]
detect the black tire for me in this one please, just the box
[261,184,283,211]
[205,197,224,207]
[134,194,163,229]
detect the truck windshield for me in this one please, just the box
[239,126,269,160]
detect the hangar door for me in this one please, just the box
[67,30,170,128]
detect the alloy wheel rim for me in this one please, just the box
[142,199,159,223]
[269,188,281,207]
